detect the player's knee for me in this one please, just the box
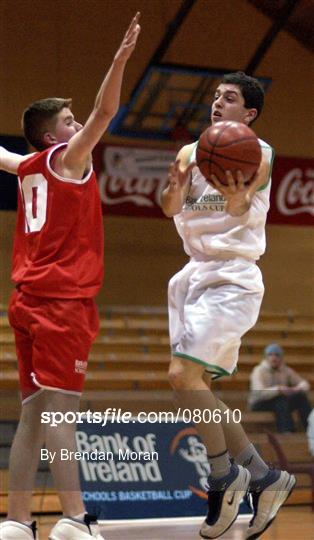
[168,365,198,390]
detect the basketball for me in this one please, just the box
[196,121,262,186]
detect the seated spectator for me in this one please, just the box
[248,343,312,433]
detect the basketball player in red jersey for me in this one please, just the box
[0,13,140,540]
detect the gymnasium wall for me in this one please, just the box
[0,0,313,313]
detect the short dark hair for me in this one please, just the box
[222,71,265,121]
[22,97,72,151]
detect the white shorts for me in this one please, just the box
[168,257,264,377]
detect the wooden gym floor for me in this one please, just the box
[36,507,314,539]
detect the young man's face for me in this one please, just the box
[48,107,82,144]
[267,353,284,370]
[211,84,256,126]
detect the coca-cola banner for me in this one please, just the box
[270,156,314,226]
[93,144,314,225]
[93,143,176,218]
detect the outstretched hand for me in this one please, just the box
[168,159,196,192]
[210,168,264,216]
[115,12,141,63]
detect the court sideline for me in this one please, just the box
[37,507,314,539]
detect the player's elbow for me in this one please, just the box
[94,106,116,124]
[161,194,179,218]
[162,204,182,218]
[160,200,171,217]
[162,207,175,218]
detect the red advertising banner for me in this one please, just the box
[270,156,314,226]
[93,143,314,226]
[93,143,175,218]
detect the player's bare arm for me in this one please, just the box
[54,13,141,180]
[210,148,270,217]
[161,144,196,217]
[0,147,35,175]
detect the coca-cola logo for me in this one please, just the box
[276,167,314,216]
[98,172,168,207]
[97,146,175,208]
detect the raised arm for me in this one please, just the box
[0,147,34,175]
[57,13,141,179]
[161,144,196,217]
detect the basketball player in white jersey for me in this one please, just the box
[161,72,295,540]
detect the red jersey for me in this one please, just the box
[12,143,104,298]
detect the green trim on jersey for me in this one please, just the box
[173,352,233,378]
[188,141,198,164]
[257,145,276,191]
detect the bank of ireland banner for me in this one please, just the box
[76,419,250,519]
[93,143,313,226]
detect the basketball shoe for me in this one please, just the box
[0,520,38,539]
[200,463,251,539]
[245,469,296,539]
[49,513,104,539]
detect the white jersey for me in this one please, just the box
[174,139,274,262]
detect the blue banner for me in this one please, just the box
[0,135,28,210]
[76,418,251,519]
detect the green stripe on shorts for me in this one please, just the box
[173,352,233,378]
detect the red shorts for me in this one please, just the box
[8,289,99,403]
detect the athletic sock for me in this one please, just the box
[208,448,231,478]
[249,468,280,491]
[235,443,269,481]
[72,513,86,522]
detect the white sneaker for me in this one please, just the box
[0,520,38,539]
[245,469,296,539]
[200,463,251,539]
[49,514,104,540]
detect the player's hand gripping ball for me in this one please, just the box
[196,121,262,186]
